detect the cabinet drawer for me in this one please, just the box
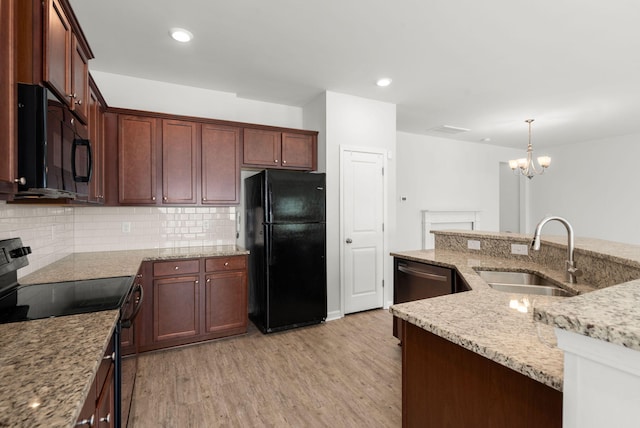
[205,256,246,272]
[153,259,200,277]
[95,333,115,397]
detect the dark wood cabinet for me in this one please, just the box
[201,124,240,205]
[153,274,200,342]
[242,128,317,170]
[118,115,158,204]
[162,120,198,204]
[87,76,106,204]
[281,132,316,169]
[76,331,115,428]
[43,0,91,123]
[204,255,247,334]
[137,255,247,353]
[0,0,18,197]
[401,321,562,428]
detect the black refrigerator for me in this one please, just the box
[245,170,327,333]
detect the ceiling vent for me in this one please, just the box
[429,125,471,134]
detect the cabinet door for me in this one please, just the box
[242,128,281,167]
[162,120,197,204]
[88,83,104,203]
[43,0,71,105]
[70,33,89,123]
[153,275,200,342]
[205,270,247,334]
[281,132,315,170]
[95,364,115,428]
[201,124,240,205]
[0,0,17,195]
[118,115,158,204]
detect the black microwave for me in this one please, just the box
[16,83,92,199]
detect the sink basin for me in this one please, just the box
[475,270,574,297]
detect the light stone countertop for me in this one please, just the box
[0,245,248,428]
[389,249,569,391]
[391,233,640,392]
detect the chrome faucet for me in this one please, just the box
[531,216,583,284]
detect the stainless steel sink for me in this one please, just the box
[475,270,574,297]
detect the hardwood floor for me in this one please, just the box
[129,309,401,427]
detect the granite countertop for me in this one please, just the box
[390,249,579,391]
[1,245,248,428]
[534,278,640,350]
[391,235,640,392]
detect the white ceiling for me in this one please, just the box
[69,0,640,149]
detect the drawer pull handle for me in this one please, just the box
[397,265,448,282]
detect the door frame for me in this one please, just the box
[339,145,389,317]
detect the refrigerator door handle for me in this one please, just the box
[267,182,273,224]
[267,225,273,266]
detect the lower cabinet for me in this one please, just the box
[401,321,562,428]
[76,333,115,427]
[138,255,248,353]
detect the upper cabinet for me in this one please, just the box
[201,124,240,205]
[242,128,317,171]
[43,0,91,124]
[88,75,106,204]
[118,115,158,205]
[0,0,18,198]
[162,120,198,204]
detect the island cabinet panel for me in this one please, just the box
[0,0,17,197]
[401,321,562,428]
[118,115,158,205]
[162,119,197,204]
[201,124,241,205]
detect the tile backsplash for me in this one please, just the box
[0,202,238,277]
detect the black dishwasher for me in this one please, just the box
[393,258,469,340]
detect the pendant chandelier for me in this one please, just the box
[508,119,551,179]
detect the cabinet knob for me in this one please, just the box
[68,93,76,99]
[152,196,156,201]
[206,278,211,283]
[99,413,111,424]
[224,262,229,266]
[75,99,83,106]
[14,177,26,185]
[346,238,353,244]
[202,198,207,202]
[75,415,94,427]
[103,352,115,361]
[174,266,179,270]
[274,159,279,163]
[163,196,168,201]
[195,280,199,284]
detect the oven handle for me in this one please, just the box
[121,283,144,329]
[397,265,448,282]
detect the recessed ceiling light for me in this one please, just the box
[169,28,193,43]
[376,78,392,87]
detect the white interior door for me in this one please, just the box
[342,149,384,314]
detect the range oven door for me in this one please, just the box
[117,282,143,428]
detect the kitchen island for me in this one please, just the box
[0,245,248,428]
[390,230,640,427]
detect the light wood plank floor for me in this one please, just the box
[130,309,402,427]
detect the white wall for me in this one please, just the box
[530,133,640,245]
[395,132,522,251]
[319,91,396,317]
[90,71,303,128]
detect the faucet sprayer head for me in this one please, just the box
[531,236,541,251]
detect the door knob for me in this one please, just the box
[346,238,353,244]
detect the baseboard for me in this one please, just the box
[326,310,343,322]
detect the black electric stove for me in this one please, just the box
[0,238,133,324]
